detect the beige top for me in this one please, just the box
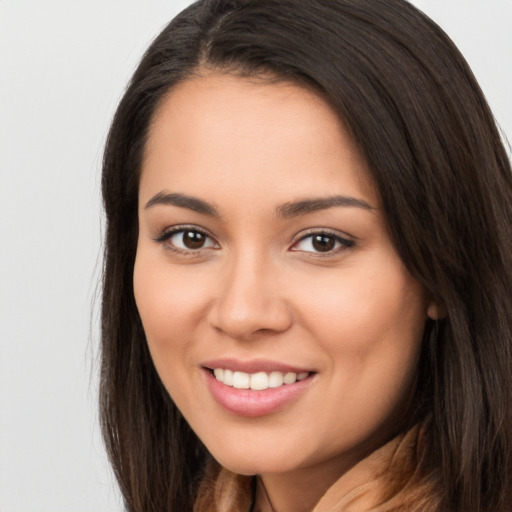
[194,423,443,512]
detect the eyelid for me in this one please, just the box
[153,225,354,257]
[289,228,355,255]
[154,224,219,253]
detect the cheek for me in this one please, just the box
[133,248,211,367]
[293,256,427,405]
[300,280,425,449]
[297,251,427,350]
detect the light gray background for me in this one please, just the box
[0,1,511,511]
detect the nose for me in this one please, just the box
[207,250,293,340]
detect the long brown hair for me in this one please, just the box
[100,1,512,510]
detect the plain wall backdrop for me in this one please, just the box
[0,1,511,511]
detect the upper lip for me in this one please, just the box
[201,358,314,374]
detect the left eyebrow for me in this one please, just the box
[276,195,375,218]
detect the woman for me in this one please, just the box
[100,0,512,510]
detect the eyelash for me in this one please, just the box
[154,226,355,257]
[290,229,355,256]
[154,225,218,255]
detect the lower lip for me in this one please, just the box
[203,369,313,417]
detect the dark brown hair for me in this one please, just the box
[100,1,512,510]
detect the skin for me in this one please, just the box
[134,73,437,512]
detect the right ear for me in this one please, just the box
[427,301,447,321]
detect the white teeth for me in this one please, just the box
[268,371,284,388]
[212,369,309,390]
[250,372,268,391]
[223,369,234,386]
[283,372,297,385]
[233,371,250,389]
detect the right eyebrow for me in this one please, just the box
[144,191,220,217]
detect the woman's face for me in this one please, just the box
[134,73,433,477]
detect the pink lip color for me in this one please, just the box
[203,367,313,418]
[201,358,311,374]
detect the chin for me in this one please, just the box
[217,457,294,476]
[208,441,304,476]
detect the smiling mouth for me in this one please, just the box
[210,368,310,391]
[203,363,315,416]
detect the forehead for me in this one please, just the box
[140,72,377,209]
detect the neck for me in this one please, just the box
[252,425,416,512]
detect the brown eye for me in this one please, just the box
[182,230,206,249]
[312,234,335,252]
[156,227,217,252]
[292,231,355,255]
